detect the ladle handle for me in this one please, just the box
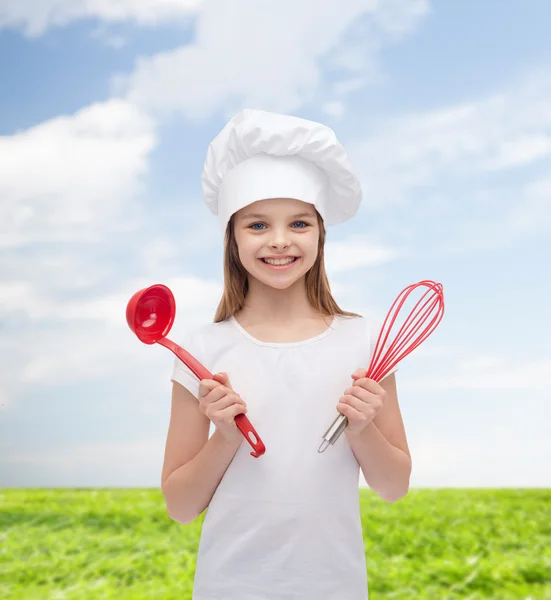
[158,338,266,458]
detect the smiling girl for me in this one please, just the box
[161,109,411,600]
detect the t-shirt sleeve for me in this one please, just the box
[366,318,399,381]
[169,329,203,399]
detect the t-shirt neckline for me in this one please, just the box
[229,314,340,348]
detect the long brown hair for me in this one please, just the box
[213,209,362,323]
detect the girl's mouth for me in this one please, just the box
[259,257,300,270]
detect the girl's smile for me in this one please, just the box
[258,256,301,271]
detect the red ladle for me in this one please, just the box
[126,284,266,458]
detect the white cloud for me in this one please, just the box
[18,322,148,385]
[0,281,33,314]
[0,437,167,487]
[0,99,157,249]
[349,71,551,209]
[484,133,551,171]
[502,175,551,236]
[456,355,505,372]
[5,437,163,468]
[0,98,162,405]
[402,356,551,391]
[0,99,162,409]
[89,25,128,49]
[325,236,399,274]
[437,172,551,252]
[322,101,345,119]
[0,388,8,409]
[116,0,429,119]
[0,0,202,36]
[0,98,159,397]
[407,428,551,487]
[344,69,551,254]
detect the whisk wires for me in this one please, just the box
[367,280,444,382]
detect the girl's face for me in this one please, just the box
[233,198,320,290]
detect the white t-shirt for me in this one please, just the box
[170,313,389,600]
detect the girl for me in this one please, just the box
[161,110,411,599]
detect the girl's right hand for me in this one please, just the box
[197,372,247,444]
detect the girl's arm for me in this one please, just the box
[345,374,412,503]
[161,382,242,524]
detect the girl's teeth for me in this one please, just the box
[264,258,296,265]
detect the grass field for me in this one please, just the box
[1,488,550,599]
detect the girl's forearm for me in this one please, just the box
[345,422,412,503]
[162,429,242,524]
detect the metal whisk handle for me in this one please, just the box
[318,413,349,453]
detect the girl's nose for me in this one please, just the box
[270,229,291,243]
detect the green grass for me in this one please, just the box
[1,488,550,599]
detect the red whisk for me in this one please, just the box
[318,280,444,453]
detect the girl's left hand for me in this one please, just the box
[337,368,388,435]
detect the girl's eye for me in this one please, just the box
[249,221,309,231]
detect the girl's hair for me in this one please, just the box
[213,208,362,323]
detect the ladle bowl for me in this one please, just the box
[126,284,176,345]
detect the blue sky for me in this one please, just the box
[1,0,550,488]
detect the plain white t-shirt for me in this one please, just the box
[170,313,394,599]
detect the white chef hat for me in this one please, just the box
[201,109,362,236]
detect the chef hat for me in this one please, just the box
[201,109,362,236]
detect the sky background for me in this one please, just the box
[1,0,550,489]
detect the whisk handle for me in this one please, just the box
[318,413,349,452]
